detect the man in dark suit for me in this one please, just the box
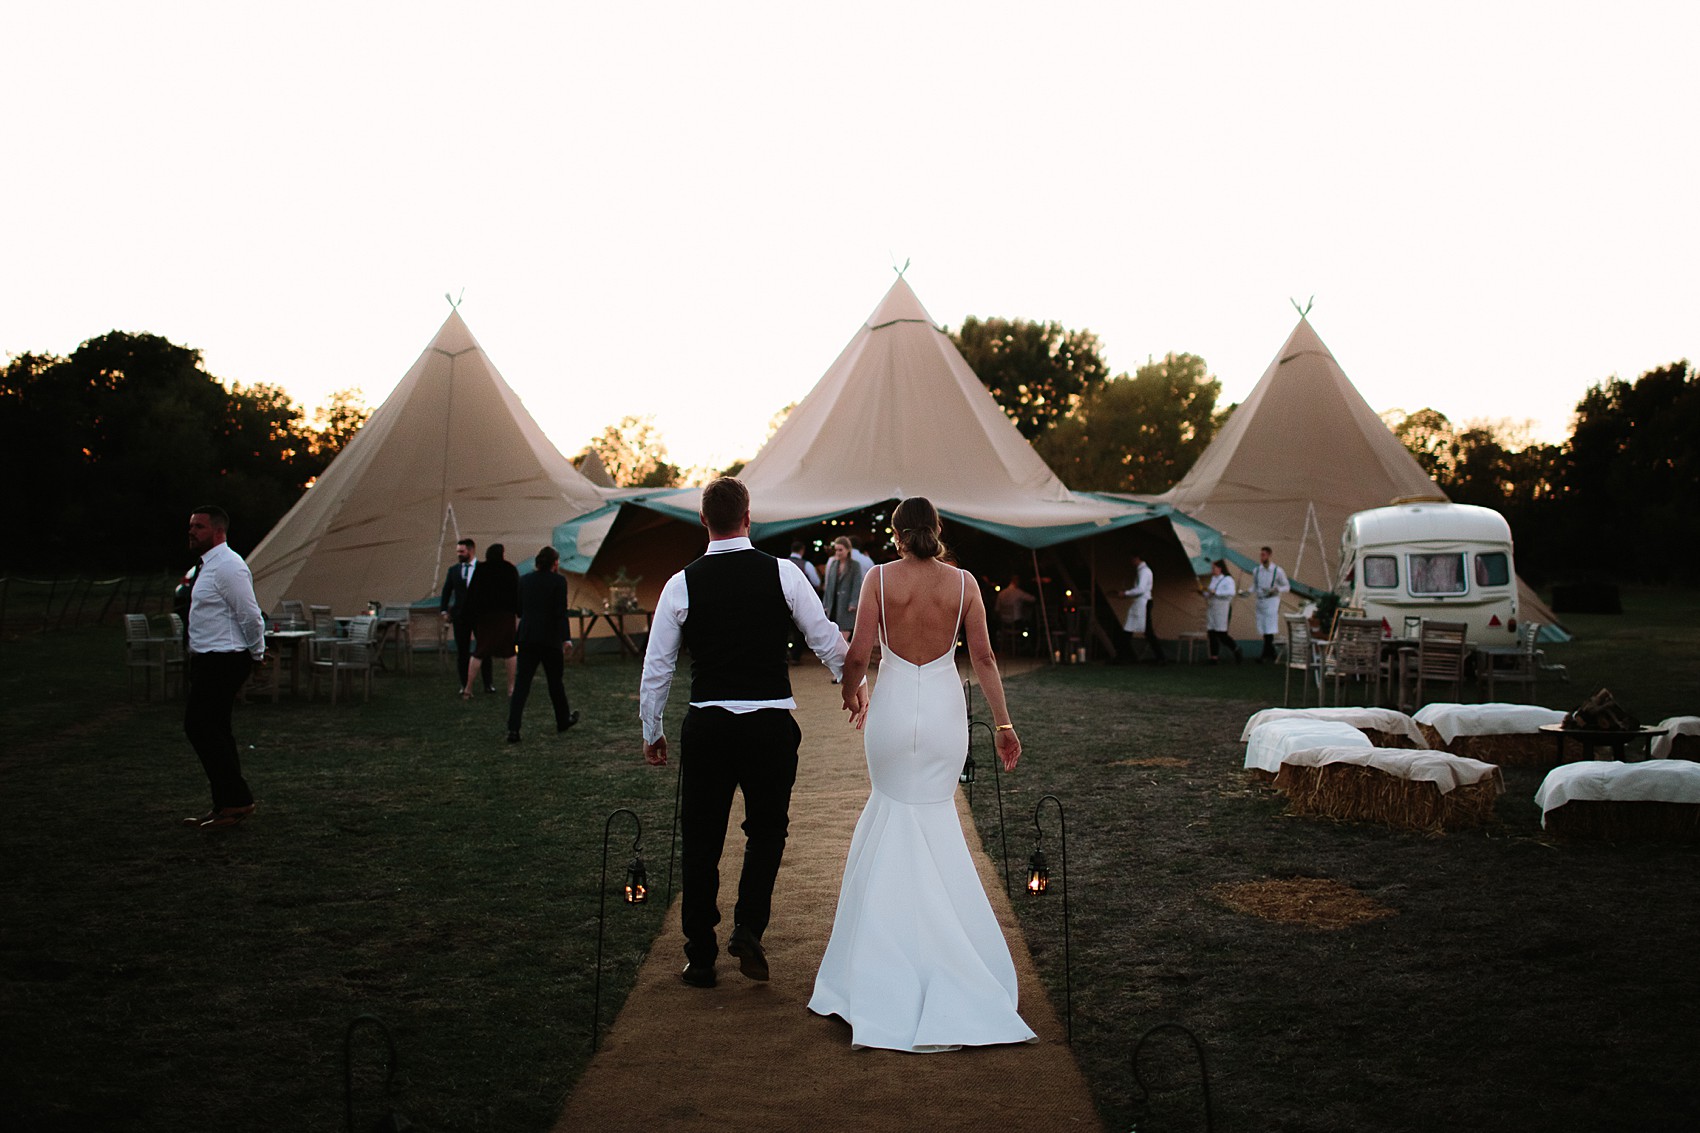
[440,538,492,693]
[639,477,867,988]
[507,545,579,743]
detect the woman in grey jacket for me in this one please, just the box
[821,536,863,638]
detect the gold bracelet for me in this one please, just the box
[995,723,1014,731]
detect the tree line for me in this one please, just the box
[1,332,366,573]
[10,324,1693,586]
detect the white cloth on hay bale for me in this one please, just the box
[1277,746,1502,793]
[1241,707,1427,746]
[1412,702,1565,744]
[1651,717,1700,761]
[1244,719,1370,775]
[1535,759,1700,826]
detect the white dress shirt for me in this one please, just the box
[640,536,851,745]
[1205,573,1237,633]
[790,552,823,593]
[1121,561,1154,633]
[188,541,266,659]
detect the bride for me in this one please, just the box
[808,497,1036,1052]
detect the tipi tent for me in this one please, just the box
[628,276,1167,542]
[572,277,1232,636]
[1153,316,1563,635]
[248,310,609,613]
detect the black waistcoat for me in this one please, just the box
[682,550,794,703]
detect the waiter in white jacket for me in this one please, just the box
[1120,553,1166,664]
[1251,546,1291,663]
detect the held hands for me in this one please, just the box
[994,726,1021,772]
[842,682,869,730]
[643,737,668,767]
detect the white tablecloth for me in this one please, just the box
[1277,746,1501,794]
[1245,719,1370,775]
[1651,717,1700,760]
[1534,759,1700,825]
[1241,707,1426,746]
[1412,702,1566,744]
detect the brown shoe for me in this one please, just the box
[191,803,256,829]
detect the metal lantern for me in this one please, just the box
[1026,844,1050,895]
[624,854,648,905]
[959,753,977,785]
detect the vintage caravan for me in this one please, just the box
[1336,501,1520,642]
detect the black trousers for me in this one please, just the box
[1129,600,1166,661]
[184,651,254,808]
[678,706,800,964]
[507,642,570,733]
[451,615,475,687]
[1208,628,1242,660]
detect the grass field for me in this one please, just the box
[2,588,1697,1131]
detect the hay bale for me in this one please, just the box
[1670,734,1700,762]
[1361,728,1422,749]
[1544,801,1700,841]
[1417,724,1558,767]
[1272,762,1500,834]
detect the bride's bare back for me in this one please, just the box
[870,557,971,663]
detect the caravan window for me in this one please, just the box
[1362,555,1398,589]
[1475,552,1510,587]
[1408,553,1466,595]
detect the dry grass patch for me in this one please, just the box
[1113,756,1191,768]
[1212,877,1397,930]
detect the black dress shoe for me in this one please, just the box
[506,731,521,744]
[680,961,717,988]
[183,803,256,829]
[556,710,580,733]
[727,928,769,981]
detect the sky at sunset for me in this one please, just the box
[4,2,1695,473]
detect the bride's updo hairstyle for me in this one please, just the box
[892,496,946,560]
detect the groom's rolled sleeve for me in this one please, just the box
[639,572,689,746]
[782,559,850,679]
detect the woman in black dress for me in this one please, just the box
[462,543,521,698]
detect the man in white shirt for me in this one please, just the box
[181,505,267,829]
[1121,553,1167,664]
[640,478,866,989]
[1251,546,1292,663]
[786,540,824,663]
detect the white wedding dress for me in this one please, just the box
[808,568,1037,1052]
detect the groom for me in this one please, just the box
[640,477,865,988]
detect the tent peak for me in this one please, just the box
[867,275,935,330]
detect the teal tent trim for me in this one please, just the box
[550,502,628,575]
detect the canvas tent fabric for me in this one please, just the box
[600,276,1239,642]
[630,277,1163,548]
[247,310,609,613]
[1146,317,1565,638]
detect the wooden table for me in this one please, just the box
[568,608,652,661]
[1538,722,1669,762]
[259,629,315,702]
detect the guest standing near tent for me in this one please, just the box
[462,543,520,699]
[787,540,824,663]
[1121,553,1166,664]
[506,546,578,743]
[1203,559,1243,664]
[181,505,266,829]
[440,538,486,694]
[822,537,863,640]
[1251,546,1291,663]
